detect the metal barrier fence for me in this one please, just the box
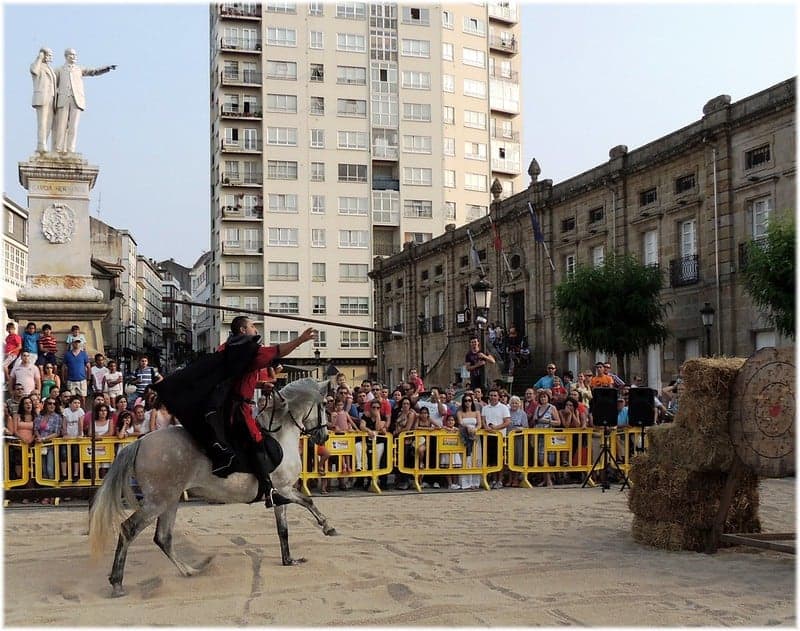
[4,427,651,495]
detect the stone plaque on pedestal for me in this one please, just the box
[7,155,110,356]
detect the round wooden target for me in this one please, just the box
[729,346,795,478]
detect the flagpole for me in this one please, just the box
[466,229,486,276]
[527,202,556,272]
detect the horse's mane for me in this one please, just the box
[277,377,324,403]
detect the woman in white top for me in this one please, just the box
[457,394,484,490]
[103,360,124,398]
[93,403,113,477]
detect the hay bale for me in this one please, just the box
[645,423,734,472]
[676,357,745,435]
[631,515,706,552]
[681,356,747,396]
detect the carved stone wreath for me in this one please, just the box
[41,203,76,244]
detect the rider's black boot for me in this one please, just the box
[205,410,237,477]
[250,446,291,508]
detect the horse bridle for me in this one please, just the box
[259,388,327,438]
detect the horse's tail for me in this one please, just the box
[88,439,142,559]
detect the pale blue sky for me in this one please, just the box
[3,2,796,267]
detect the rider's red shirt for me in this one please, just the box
[217,343,279,443]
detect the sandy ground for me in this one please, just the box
[3,478,795,626]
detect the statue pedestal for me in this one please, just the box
[7,154,111,355]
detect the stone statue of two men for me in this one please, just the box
[30,47,116,155]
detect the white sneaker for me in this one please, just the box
[491,481,502,489]
[449,484,461,490]
[433,482,441,489]
[422,482,431,488]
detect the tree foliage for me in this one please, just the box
[553,254,669,379]
[742,212,795,338]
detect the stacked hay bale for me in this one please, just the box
[628,357,761,551]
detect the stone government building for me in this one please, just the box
[371,78,795,391]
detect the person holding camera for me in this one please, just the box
[464,336,495,390]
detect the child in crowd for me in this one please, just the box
[4,322,22,380]
[439,414,463,490]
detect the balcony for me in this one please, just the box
[219,4,261,19]
[372,144,398,160]
[372,177,400,191]
[669,254,700,288]
[221,138,263,153]
[491,128,520,142]
[220,173,263,187]
[219,37,262,52]
[488,2,518,23]
[372,209,400,226]
[491,157,521,174]
[220,106,262,120]
[221,205,263,219]
[222,241,263,255]
[220,71,262,87]
[489,36,517,54]
[488,66,519,82]
[223,274,264,288]
[432,314,445,333]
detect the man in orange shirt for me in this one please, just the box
[589,362,614,389]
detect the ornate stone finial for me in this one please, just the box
[528,158,541,185]
[702,94,731,116]
[490,178,503,201]
[609,145,628,159]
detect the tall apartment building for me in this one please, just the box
[209,1,523,378]
[2,195,29,323]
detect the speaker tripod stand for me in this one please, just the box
[581,424,629,492]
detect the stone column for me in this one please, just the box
[8,154,111,356]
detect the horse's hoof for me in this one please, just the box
[283,557,307,566]
[323,527,338,536]
[110,584,127,598]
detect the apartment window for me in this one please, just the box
[466,204,487,220]
[338,196,369,215]
[269,330,299,345]
[443,169,455,188]
[340,263,369,282]
[640,187,658,206]
[268,227,299,246]
[463,78,487,99]
[336,65,367,85]
[402,102,431,121]
[339,230,369,248]
[337,98,367,117]
[464,141,487,160]
[403,167,432,186]
[402,135,432,154]
[588,206,604,223]
[464,172,487,192]
[592,245,605,268]
[403,199,433,218]
[267,261,300,280]
[311,228,326,247]
[464,109,486,129]
[311,194,325,214]
[267,27,296,47]
[338,163,368,182]
[309,31,324,49]
[340,297,369,315]
[680,219,697,256]
[337,32,366,52]
[565,254,576,279]
[268,295,299,314]
[308,1,323,16]
[313,330,328,349]
[462,47,486,68]
[405,232,432,244]
[675,173,696,194]
[443,137,455,156]
[401,70,431,90]
[442,74,454,93]
[266,1,296,13]
[341,330,370,348]
[745,144,771,170]
[400,39,431,58]
[265,60,297,80]
[750,196,773,238]
[267,193,298,213]
[266,93,297,113]
[337,131,367,150]
[266,126,297,146]
[560,217,575,232]
[309,96,325,115]
[312,262,326,282]
[372,96,398,126]
[310,63,324,82]
[310,162,325,182]
[336,1,366,20]
[312,296,327,315]
[442,9,454,28]
[444,201,456,221]
[643,230,659,266]
[442,42,454,61]
[267,160,298,179]
[310,129,325,148]
[443,106,455,124]
[462,16,486,35]
[402,6,430,25]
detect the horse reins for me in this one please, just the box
[259,388,327,437]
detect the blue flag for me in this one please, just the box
[528,202,544,243]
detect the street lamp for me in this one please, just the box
[417,313,426,378]
[700,302,715,357]
[499,290,508,331]
[314,348,321,379]
[471,274,494,387]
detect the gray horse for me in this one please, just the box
[88,378,336,597]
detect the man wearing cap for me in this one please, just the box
[62,338,90,406]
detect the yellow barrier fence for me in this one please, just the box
[26,436,138,488]
[506,428,596,487]
[3,439,31,489]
